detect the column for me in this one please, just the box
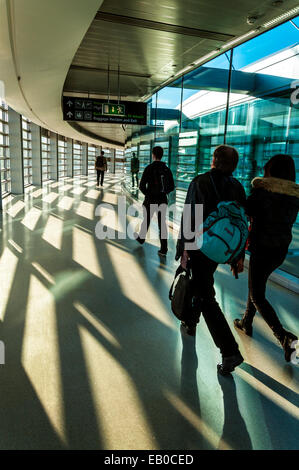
[8,108,24,194]
[31,123,42,186]
[31,122,42,186]
[66,138,73,177]
[111,148,116,174]
[82,143,88,176]
[50,132,58,181]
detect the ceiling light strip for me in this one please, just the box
[221,29,257,49]
[262,6,299,28]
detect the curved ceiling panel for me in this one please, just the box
[0,0,123,148]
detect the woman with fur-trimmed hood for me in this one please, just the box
[234,154,299,362]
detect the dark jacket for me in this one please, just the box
[95,155,107,171]
[139,160,175,204]
[131,157,139,173]
[246,176,299,253]
[176,168,246,260]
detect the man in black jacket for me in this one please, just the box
[176,145,246,375]
[131,152,140,188]
[135,146,174,256]
[95,150,108,187]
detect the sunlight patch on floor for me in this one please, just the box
[106,243,175,328]
[7,200,25,217]
[31,189,44,198]
[164,389,229,450]
[32,262,55,285]
[21,274,66,445]
[8,239,23,253]
[57,196,73,211]
[76,201,95,220]
[85,189,99,199]
[72,226,103,278]
[79,325,155,449]
[59,184,72,192]
[0,247,18,321]
[42,215,63,250]
[71,187,85,195]
[21,207,42,231]
[102,192,118,205]
[43,193,59,204]
[74,302,121,349]
[236,367,299,420]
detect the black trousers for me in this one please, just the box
[132,173,139,187]
[97,170,104,186]
[139,199,168,252]
[243,247,287,334]
[189,250,239,357]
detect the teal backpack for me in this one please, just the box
[196,174,248,264]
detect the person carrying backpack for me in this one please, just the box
[131,152,140,188]
[135,146,174,256]
[176,145,247,375]
[95,150,108,187]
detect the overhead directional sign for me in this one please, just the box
[63,97,147,125]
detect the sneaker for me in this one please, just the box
[217,352,244,375]
[234,318,253,337]
[134,233,145,245]
[181,321,196,337]
[279,330,298,363]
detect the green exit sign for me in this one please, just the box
[102,103,125,116]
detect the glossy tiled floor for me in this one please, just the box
[0,174,298,450]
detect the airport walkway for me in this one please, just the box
[0,174,298,450]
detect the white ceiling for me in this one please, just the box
[0,0,298,149]
[0,0,116,147]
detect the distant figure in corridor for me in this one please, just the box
[234,154,299,362]
[176,145,246,375]
[131,152,140,188]
[135,146,174,256]
[95,150,108,187]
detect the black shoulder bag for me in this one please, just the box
[169,262,193,322]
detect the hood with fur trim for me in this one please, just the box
[252,177,299,198]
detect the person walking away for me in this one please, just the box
[131,152,140,188]
[135,146,174,256]
[234,154,298,362]
[95,150,108,187]
[176,145,247,375]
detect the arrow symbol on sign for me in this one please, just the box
[67,100,73,107]
[67,111,73,118]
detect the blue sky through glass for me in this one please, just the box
[233,16,299,69]
[155,18,298,108]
